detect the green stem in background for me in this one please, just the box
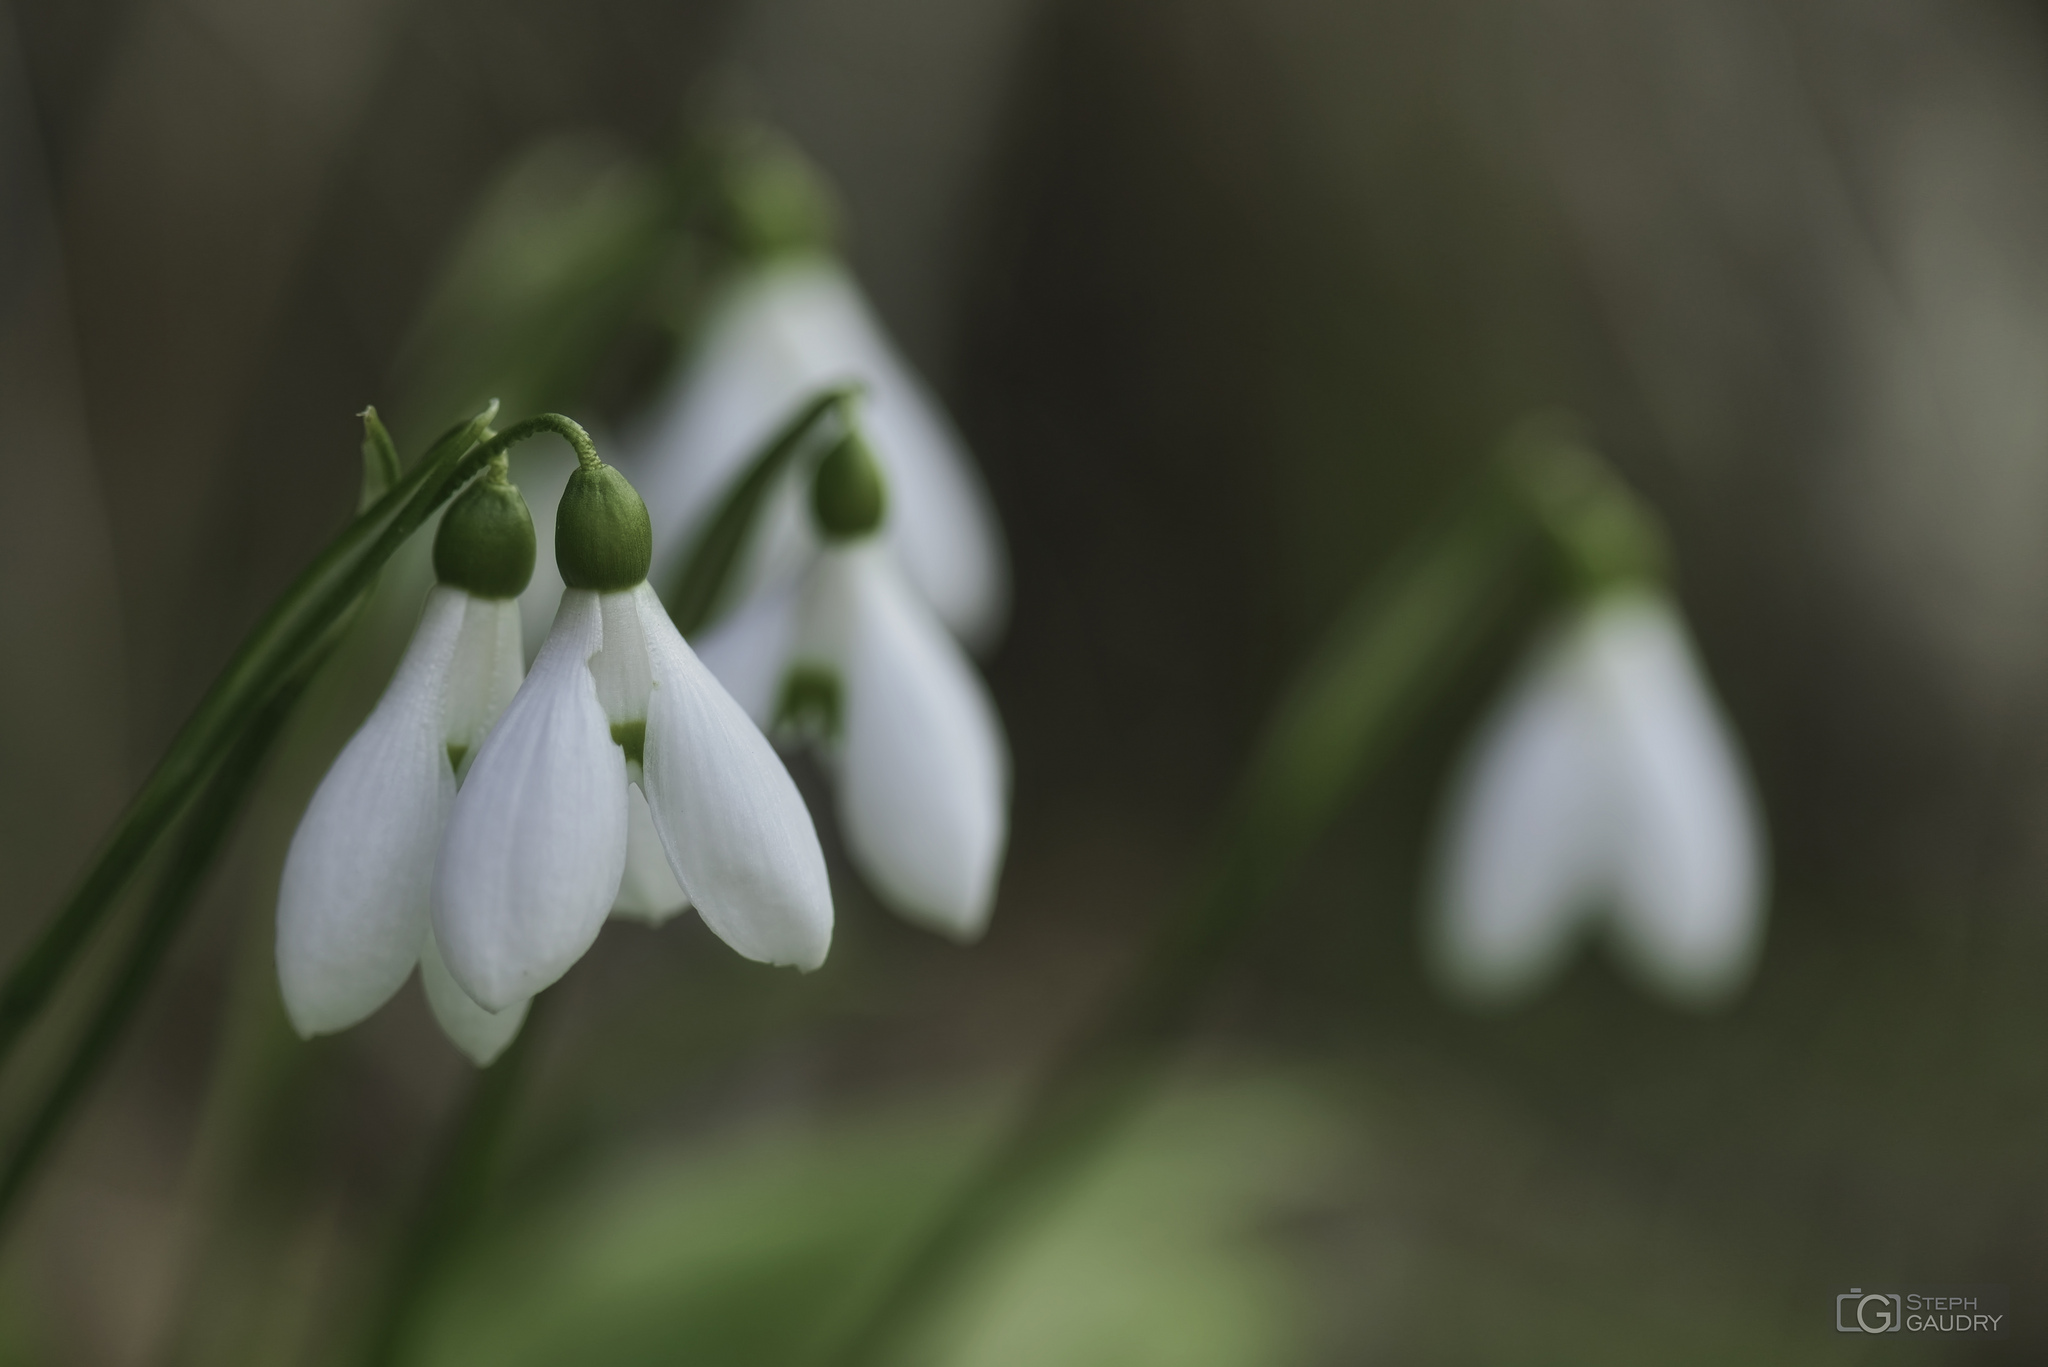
[0,405,498,1072]
[828,461,1552,1367]
[357,996,551,1367]
[663,385,861,637]
[0,667,314,1232]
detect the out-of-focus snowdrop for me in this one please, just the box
[1430,587,1765,1008]
[277,462,536,1065]
[1429,427,1767,1008]
[432,450,832,1014]
[696,430,1010,941]
[626,141,1008,653]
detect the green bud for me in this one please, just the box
[811,431,887,541]
[1501,413,1667,599]
[713,126,840,260]
[433,467,537,599]
[556,462,654,591]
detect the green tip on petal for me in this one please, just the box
[433,469,537,599]
[811,430,887,541]
[556,462,654,592]
[774,664,843,741]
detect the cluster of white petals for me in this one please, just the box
[277,585,528,1063]
[1429,591,1765,1007]
[281,512,832,1066]
[629,257,1009,649]
[625,255,1014,941]
[434,582,831,1013]
[698,540,1009,940]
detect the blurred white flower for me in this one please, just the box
[698,534,1009,942]
[433,581,832,1011]
[276,584,529,1064]
[1429,591,1765,1007]
[628,257,1009,650]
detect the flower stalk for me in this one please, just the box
[826,428,1679,1365]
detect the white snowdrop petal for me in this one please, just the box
[444,594,525,765]
[419,929,527,1067]
[693,581,801,727]
[1430,630,1611,1004]
[633,583,833,969]
[511,441,575,667]
[854,328,1009,652]
[832,547,1009,941]
[589,589,654,726]
[276,587,467,1036]
[629,267,830,589]
[1582,595,1766,1004]
[611,782,691,925]
[433,590,629,1011]
[628,260,1007,647]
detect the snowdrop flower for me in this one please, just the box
[433,451,831,1012]
[278,463,536,1065]
[507,436,689,925]
[1429,590,1765,1007]
[628,256,1008,651]
[696,432,1009,941]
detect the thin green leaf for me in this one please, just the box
[358,407,402,511]
[663,386,860,638]
[827,461,1545,1367]
[0,403,500,1071]
[0,656,315,1232]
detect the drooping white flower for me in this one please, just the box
[695,439,1009,941]
[432,460,832,1011]
[1429,591,1765,1007]
[628,257,1008,650]
[508,434,687,926]
[278,463,540,1065]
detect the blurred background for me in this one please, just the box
[7,0,2048,1361]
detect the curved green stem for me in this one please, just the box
[828,464,1546,1366]
[482,412,600,471]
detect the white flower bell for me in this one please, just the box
[628,257,1009,651]
[695,434,1009,941]
[505,436,689,927]
[277,466,536,1065]
[1429,590,1765,1007]
[432,456,832,1013]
